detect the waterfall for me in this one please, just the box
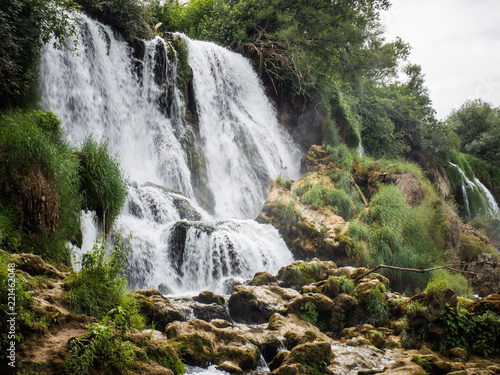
[474,178,500,214]
[449,162,499,219]
[39,14,297,294]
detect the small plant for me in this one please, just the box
[66,233,143,328]
[65,318,135,375]
[300,301,320,328]
[365,285,390,326]
[276,173,293,191]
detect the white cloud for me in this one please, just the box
[381,0,500,119]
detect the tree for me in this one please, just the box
[447,100,500,167]
[0,0,79,108]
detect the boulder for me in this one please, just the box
[165,319,260,369]
[250,271,278,286]
[132,289,187,330]
[228,285,299,324]
[274,342,332,375]
[193,290,225,305]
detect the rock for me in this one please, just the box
[382,358,425,374]
[268,350,289,372]
[257,174,349,262]
[211,319,233,328]
[386,172,425,207]
[267,313,329,350]
[228,285,299,324]
[132,289,187,330]
[486,365,500,374]
[250,271,278,286]
[300,145,336,173]
[12,253,67,279]
[277,260,338,289]
[158,283,173,295]
[449,347,469,362]
[272,363,313,375]
[237,326,283,363]
[193,290,225,305]
[467,253,500,297]
[191,301,229,322]
[274,342,332,375]
[165,319,260,369]
[216,361,242,374]
[286,292,335,313]
[469,292,500,314]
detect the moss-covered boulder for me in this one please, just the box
[132,289,188,330]
[228,285,299,324]
[165,319,260,369]
[273,342,333,375]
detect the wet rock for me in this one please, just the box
[250,271,278,286]
[382,358,423,374]
[449,347,469,362]
[158,283,173,295]
[191,301,229,322]
[269,350,289,372]
[210,319,233,329]
[276,259,338,290]
[467,253,500,297]
[193,290,225,305]
[228,285,299,324]
[267,313,328,350]
[165,319,260,369]
[216,361,242,374]
[237,326,283,363]
[132,289,187,330]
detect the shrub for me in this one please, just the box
[365,285,390,326]
[65,319,136,375]
[438,304,500,357]
[66,233,142,324]
[77,137,128,233]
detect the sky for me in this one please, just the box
[380,0,500,120]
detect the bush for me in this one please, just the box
[77,137,128,233]
[65,318,136,375]
[66,233,142,324]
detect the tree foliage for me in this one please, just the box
[75,0,152,41]
[0,0,79,108]
[447,99,500,167]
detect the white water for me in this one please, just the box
[449,162,499,219]
[474,178,500,214]
[39,14,296,293]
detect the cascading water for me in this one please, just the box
[474,178,500,214]
[39,14,298,294]
[449,162,499,219]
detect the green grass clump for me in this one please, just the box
[66,233,143,325]
[0,110,81,263]
[78,137,128,234]
[65,318,136,375]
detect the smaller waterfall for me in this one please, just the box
[449,162,499,219]
[474,178,500,214]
